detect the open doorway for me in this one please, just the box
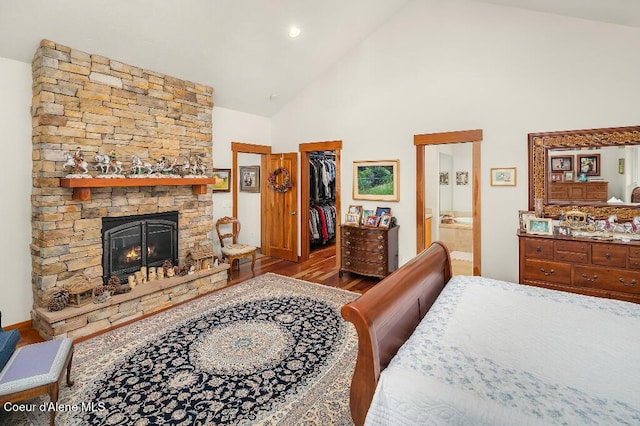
[415,130,482,275]
[299,141,342,264]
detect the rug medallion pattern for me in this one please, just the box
[0,273,358,426]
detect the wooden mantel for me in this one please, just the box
[59,177,216,200]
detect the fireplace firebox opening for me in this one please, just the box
[102,212,179,284]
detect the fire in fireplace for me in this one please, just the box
[102,211,179,284]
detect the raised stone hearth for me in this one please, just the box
[30,40,222,339]
[32,267,229,339]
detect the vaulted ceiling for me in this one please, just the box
[1,0,639,117]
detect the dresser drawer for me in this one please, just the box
[574,266,640,295]
[342,247,386,262]
[342,227,386,242]
[591,244,627,268]
[524,239,554,260]
[342,238,386,253]
[630,257,640,270]
[629,247,640,258]
[523,259,572,285]
[555,240,589,253]
[341,257,387,276]
[556,251,588,263]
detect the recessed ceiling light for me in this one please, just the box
[288,26,301,38]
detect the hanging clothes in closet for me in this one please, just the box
[309,152,336,246]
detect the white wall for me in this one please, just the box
[0,58,33,325]
[270,0,640,281]
[211,107,271,256]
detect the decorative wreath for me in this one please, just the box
[268,167,293,193]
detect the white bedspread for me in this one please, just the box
[365,275,640,425]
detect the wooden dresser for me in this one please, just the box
[547,181,608,202]
[518,231,640,303]
[340,225,399,278]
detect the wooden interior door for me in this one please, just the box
[265,152,298,261]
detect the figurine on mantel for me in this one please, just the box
[130,155,154,176]
[63,146,90,176]
[189,154,207,176]
[94,151,124,176]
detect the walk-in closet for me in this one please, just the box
[308,151,337,251]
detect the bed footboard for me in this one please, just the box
[341,241,452,426]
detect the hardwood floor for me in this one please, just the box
[15,244,379,346]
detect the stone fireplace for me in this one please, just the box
[30,40,228,339]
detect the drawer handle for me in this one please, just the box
[540,268,555,276]
[536,246,542,253]
[378,255,383,260]
[378,267,383,271]
[345,261,351,266]
[378,245,383,250]
[346,241,351,245]
[345,231,351,236]
[619,278,637,287]
[581,273,598,282]
[605,253,612,260]
[378,235,384,240]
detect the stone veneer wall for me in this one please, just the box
[30,39,222,339]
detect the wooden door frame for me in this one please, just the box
[414,130,482,275]
[299,140,342,265]
[231,142,271,254]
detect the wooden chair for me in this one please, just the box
[215,216,257,280]
[632,187,640,203]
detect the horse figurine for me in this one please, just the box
[95,153,124,175]
[190,155,207,175]
[130,155,153,175]
[63,151,89,174]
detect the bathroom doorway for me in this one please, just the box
[436,147,474,275]
[415,129,482,275]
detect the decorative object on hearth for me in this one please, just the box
[185,246,216,271]
[45,288,70,312]
[148,267,157,281]
[174,264,190,277]
[268,167,293,193]
[63,147,89,175]
[127,275,136,289]
[157,267,164,280]
[92,285,111,304]
[5,274,357,426]
[65,276,94,307]
[162,260,173,276]
[105,275,131,295]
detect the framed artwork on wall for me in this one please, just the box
[550,155,573,172]
[577,154,600,176]
[490,167,516,186]
[239,165,260,193]
[211,168,231,192]
[353,160,400,201]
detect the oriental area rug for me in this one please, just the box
[1,273,358,426]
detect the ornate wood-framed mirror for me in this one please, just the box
[528,125,640,219]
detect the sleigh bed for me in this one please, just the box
[341,241,640,425]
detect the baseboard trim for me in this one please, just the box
[3,320,32,332]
